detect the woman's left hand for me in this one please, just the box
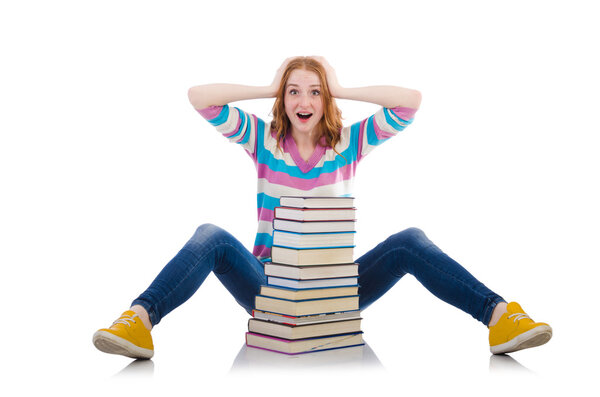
[312,56,343,98]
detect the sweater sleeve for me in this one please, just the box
[350,107,417,163]
[196,104,266,162]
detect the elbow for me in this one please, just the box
[409,89,422,110]
[187,86,208,110]
[393,88,421,110]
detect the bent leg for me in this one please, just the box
[357,227,504,325]
[131,224,266,326]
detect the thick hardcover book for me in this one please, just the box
[264,263,359,280]
[248,318,362,340]
[273,230,355,249]
[271,245,354,266]
[273,219,356,233]
[267,276,359,289]
[274,207,356,222]
[252,309,362,326]
[245,331,364,355]
[254,294,359,316]
[260,285,359,300]
[279,196,355,209]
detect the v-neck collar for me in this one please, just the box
[284,134,326,173]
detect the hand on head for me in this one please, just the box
[308,56,342,97]
[271,57,296,95]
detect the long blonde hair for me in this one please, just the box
[270,57,344,156]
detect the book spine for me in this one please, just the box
[272,244,356,250]
[256,294,359,303]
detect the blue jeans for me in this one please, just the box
[132,224,504,327]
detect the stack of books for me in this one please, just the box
[245,196,364,355]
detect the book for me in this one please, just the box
[271,246,354,266]
[267,276,359,289]
[260,285,359,300]
[272,230,356,249]
[254,294,359,316]
[245,332,364,355]
[264,263,359,280]
[252,309,362,325]
[248,318,362,340]
[247,195,364,355]
[274,207,356,222]
[280,196,355,209]
[273,219,356,233]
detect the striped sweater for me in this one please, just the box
[197,105,417,261]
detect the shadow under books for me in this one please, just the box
[229,339,383,372]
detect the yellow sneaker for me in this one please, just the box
[93,310,154,359]
[489,302,552,354]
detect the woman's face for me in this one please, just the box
[284,68,324,138]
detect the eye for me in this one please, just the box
[289,89,298,95]
[311,89,321,96]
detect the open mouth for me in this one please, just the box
[297,112,313,120]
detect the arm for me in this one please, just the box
[313,56,422,109]
[188,59,296,159]
[187,58,296,109]
[187,84,274,110]
[312,57,419,162]
[336,85,422,109]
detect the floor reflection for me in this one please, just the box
[109,344,531,376]
[113,359,155,378]
[489,354,534,374]
[229,339,383,372]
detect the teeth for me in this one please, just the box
[298,113,311,116]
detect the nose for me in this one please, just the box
[299,93,311,107]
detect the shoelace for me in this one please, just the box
[508,312,531,323]
[113,314,139,327]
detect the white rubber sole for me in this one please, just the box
[93,330,154,359]
[490,325,552,355]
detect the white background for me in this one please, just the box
[1,0,598,395]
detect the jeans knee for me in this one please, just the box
[190,223,228,245]
[386,227,429,250]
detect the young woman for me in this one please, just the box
[93,56,552,359]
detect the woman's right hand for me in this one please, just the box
[270,57,295,96]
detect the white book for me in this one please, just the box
[274,207,356,222]
[265,263,358,280]
[271,246,354,266]
[254,294,359,316]
[273,230,355,249]
[273,219,356,233]
[280,196,355,209]
[248,318,362,340]
[246,332,364,355]
[260,285,359,300]
[252,309,362,325]
[267,276,359,289]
